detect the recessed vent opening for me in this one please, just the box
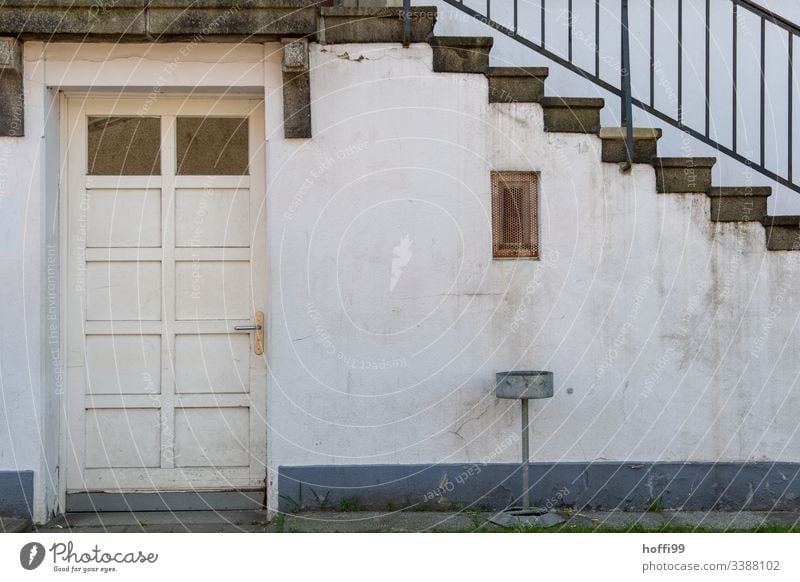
[491,171,539,259]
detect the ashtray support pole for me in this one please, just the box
[521,398,530,511]
[490,371,566,528]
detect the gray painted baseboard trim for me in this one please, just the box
[278,462,800,512]
[66,490,265,512]
[0,470,34,518]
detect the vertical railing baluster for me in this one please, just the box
[760,16,766,167]
[733,1,738,152]
[621,0,634,168]
[706,0,711,137]
[568,0,573,62]
[678,0,683,125]
[650,0,655,108]
[486,0,490,22]
[542,0,546,49]
[403,0,411,48]
[595,0,600,77]
[789,31,794,182]
[514,0,518,34]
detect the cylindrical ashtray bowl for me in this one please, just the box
[495,371,554,400]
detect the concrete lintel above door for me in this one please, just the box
[0,2,437,43]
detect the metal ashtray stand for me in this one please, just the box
[490,371,567,528]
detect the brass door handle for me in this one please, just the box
[234,311,264,355]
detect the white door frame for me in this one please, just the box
[58,93,268,510]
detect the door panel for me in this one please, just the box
[65,97,266,497]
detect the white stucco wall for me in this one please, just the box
[2,37,800,521]
[0,48,57,522]
[267,43,800,513]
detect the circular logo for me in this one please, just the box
[19,542,46,570]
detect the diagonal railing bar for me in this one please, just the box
[440,0,800,195]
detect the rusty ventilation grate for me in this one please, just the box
[491,171,539,259]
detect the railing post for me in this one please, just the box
[403,0,411,48]
[621,0,634,169]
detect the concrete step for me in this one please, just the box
[599,127,662,163]
[652,157,716,193]
[539,97,604,134]
[485,66,548,103]
[708,187,771,222]
[761,216,800,250]
[320,5,437,44]
[430,36,493,73]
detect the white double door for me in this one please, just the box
[64,96,267,496]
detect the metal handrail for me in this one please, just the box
[440,0,800,194]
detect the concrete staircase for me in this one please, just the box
[327,6,800,252]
